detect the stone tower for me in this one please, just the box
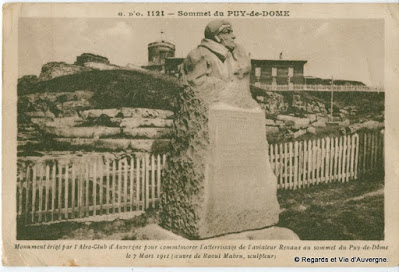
[147,31,175,66]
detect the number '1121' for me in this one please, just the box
[148,11,164,16]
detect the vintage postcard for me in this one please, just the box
[2,3,399,267]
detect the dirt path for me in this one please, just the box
[320,187,384,207]
[343,188,384,203]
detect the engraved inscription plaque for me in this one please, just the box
[198,103,280,238]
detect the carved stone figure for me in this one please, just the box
[181,19,259,109]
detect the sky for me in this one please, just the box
[18,18,384,87]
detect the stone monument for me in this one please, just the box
[161,20,280,239]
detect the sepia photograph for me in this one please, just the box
[3,3,399,267]
[15,16,385,241]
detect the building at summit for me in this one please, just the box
[142,36,365,87]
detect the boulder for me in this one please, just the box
[362,120,384,130]
[59,110,80,118]
[304,114,317,123]
[348,121,384,133]
[275,120,284,125]
[292,129,307,138]
[307,127,317,134]
[120,118,173,128]
[62,100,92,109]
[277,115,310,129]
[40,117,84,127]
[45,127,121,138]
[30,117,54,127]
[339,109,349,115]
[25,111,55,118]
[339,119,350,126]
[93,139,130,149]
[123,128,171,139]
[256,96,265,102]
[313,118,327,128]
[120,108,174,119]
[55,138,95,146]
[81,109,120,119]
[18,140,39,146]
[54,138,168,152]
[18,132,39,140]
[70,90,95,101]
[265,119,277,126]
[83,62,121,71]
[96,139,150,151]
[265,119,276,126]
[260,92,287,115]
[266,126,279,134]
[284,120,295,127]
[21,91,94,105]
[317,101,325,108]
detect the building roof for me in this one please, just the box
[148,40,176,49]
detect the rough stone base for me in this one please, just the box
[135,224,298,240]
[208,226,299,240]
[136,224,188,240]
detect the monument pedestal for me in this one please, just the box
[198,103,280,238]
[161,101,280,239]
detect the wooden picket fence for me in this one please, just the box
[269,130,384,189]
[17,154,166,225]
[17,130,383,225]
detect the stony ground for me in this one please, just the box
[18,174,384,240]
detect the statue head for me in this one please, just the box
[204,20,236,51]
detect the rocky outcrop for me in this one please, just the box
[254,91,328,116]
[255,92,288,115]
[118,118,173,128]
[18,89,174,153]
[253,90,385,141]
[17,53,384,153]
[38,62,91,81]
[54,138,169,152]
[292,94,327,114]
[347,120,384,134]
[83,62,121,71]
[44,127,121,138]
[19,90,94,118]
